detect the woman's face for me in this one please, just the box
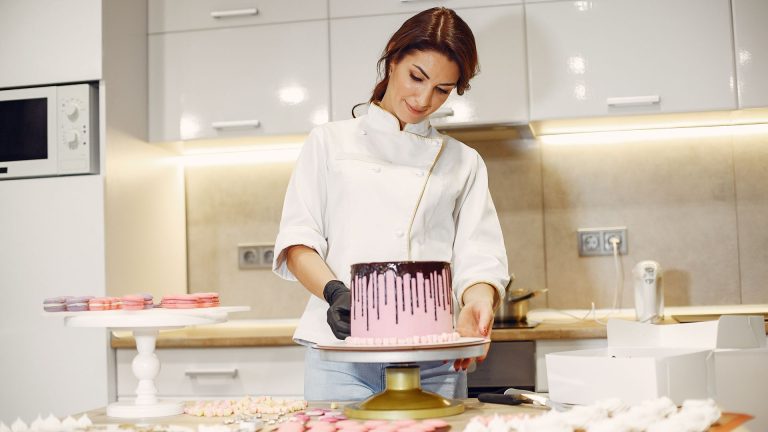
[380,50,459,128]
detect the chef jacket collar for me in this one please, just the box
[366,102,433,138]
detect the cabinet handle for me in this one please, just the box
[185,369,239,378]
[430,108,454,119]
[606,95,661,107]
[211,120,261,130]
[210,8,259,19]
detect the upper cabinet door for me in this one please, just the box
[732,0,768,109]
[527,0,737,121]
[330,4,528,126]
[149,0,327,33]
[0,0,102,88]
[149,20,329,142]
[329,0,521,19]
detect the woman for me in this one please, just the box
[273,7,509,401]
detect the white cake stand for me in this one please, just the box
[47,306,249,418]
[314,338,489,419]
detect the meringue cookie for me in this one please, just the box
[10,419,27,432]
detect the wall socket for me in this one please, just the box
[238,244,275,269]
[577,227,628,256]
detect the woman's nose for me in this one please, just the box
[415,89,431,109]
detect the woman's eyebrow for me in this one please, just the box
[413,64,457,87]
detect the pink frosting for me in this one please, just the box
[350,263,454,339]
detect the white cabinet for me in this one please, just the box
[732,0,768,108]
[526,0,737,121]
[329,0,520,19]
[149,3,329,142]
[330,4,528,126]
[0,0,101,88]
[116,346,305,399]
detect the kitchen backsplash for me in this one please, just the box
[185,128,768,318]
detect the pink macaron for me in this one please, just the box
[122,295,146,310]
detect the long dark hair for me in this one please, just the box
[353,7,479,117]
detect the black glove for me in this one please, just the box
[323,280,351,340]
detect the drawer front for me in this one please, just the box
[329,0,521,19]
[149,0,327,33]
[467,341,535,389]
[117,346,305,397]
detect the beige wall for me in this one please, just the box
[185,128,768,318]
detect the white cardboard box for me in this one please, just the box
[546,315,767,411]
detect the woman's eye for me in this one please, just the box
[409,73,423,82]
[436,87,450,95]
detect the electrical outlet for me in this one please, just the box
[238,244,275,269]
[577,227,628,256]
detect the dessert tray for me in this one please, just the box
[45,305,250,419]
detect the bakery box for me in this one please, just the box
[545,315,767,424]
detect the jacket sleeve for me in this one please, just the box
[272,127,329,281]
[452,151,510,306]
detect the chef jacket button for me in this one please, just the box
[415,170,424,177]
[360,130,367,135]
[395,230,404,238]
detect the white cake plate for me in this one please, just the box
[313,338,489,419]
[46,306,250,418]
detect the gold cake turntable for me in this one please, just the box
[314,337,488,419]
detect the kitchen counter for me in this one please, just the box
[110,305,768,349]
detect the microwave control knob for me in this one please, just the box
[64,103,79,120]
[66,130,80,149]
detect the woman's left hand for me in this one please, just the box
[453,284,497,371]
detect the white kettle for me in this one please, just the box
[632,260,663,323]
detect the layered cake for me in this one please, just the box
[347,261,460,345]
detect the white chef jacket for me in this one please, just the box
[273,103,509,345]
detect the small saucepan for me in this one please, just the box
[495,276,548,323]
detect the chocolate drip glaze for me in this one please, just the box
[409,279,414,315]
[350,262,453,330]
[414,277,419,310]
[365,275,370,331]
[401,280,405,312]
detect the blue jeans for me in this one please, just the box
[303,347,467,401]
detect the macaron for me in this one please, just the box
[107,296,123,310]
[66,296,93,312]
[142,293,154,309]
[193,292,220,308]
[121,295,146,310]
[88,297,111,311]
[160,294,199,309]
[43,296,68,312]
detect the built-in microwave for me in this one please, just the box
[0,83,98,180]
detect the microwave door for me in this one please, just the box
[0,86,58,179]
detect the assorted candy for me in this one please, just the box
[184,396,308,418]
